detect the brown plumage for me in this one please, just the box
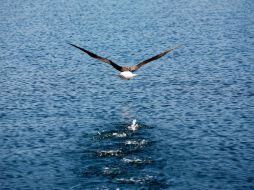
[69,43,181,72]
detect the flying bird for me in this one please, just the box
[69,43,181,80]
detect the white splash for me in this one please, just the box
[115,175,154,184]
[128,119,139,131]
[122,157,153,164]
[125,139,147,145]
[122,158,143,164]
[112,132,127,138]
[97,150,123,157]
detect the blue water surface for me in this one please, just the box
[1,0,254,189]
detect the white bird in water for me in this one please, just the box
[69,43,182,80]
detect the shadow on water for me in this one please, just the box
[71,118,169,190]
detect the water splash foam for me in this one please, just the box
[114,175,155,184]
[97,150,123,157]
[125,139,147,145]
[128,119,139,131]
[122,157,153,164]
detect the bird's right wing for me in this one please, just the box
[69,43,123,71]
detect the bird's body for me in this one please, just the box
[69,43,182,80]
[119,71,138,80]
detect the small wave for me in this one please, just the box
[96,131,128,139]
[123,139,148,152]
[96,150,123,157]
[102,166,122,176]
[114,175,156,185]
[112,132,127,138]
[83,165,122,177]
[125,139,147,145]
[122,157,153,164]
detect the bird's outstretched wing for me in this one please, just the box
[130,45,182,72]
[69,43,123,71]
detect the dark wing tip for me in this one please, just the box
[68,43,83,50]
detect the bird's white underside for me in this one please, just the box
[119,71,137,80]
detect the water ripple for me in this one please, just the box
[1,0,253,189]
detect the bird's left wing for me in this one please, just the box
[69,43,123,71]
[130,45,182,72]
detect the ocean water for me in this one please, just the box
[1,0,254,189]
